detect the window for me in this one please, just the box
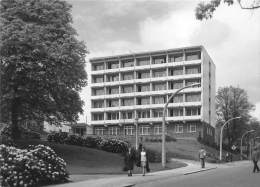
[137,57,150,66]
[185,93,201,102]
[121,85,134,93]
[169,108,183,116]
[137,71,150,79]
[137,84,150,92]
[137,110,150,118]
[153,69,166,77]
[108,127,119,135]
[185,79,201,87]
[154,125,162,135]
[107,99,119,107]
[169,81,183,89]
[153,82,166,91]
[107,61,119,69]
[152,56,166,64]
[92,100,104,108]
[95,127,105,135]
[121,98,134,106]
[93,75,104,83]
[185,65,201,74]
[152,96,166,104]
[107,86,119,95]
[188,124,196,133]
[185,51,201,61]
[169,94,183,103]
[169,53,183,62]
[92,88,105,96]
[107,74,119,82]
[121,59,134,68]
[92,63,104,71]
[122,72,134,80]
[152,109,163,118]
[107,112,119,120]
[169,67,183,76]
[137,97,150,105]
[140,126,150,135]
[92,113,104,121]
[125,126,134,135]
[175,124,183,133]
[186,107,201,116]
[122,111,134,119]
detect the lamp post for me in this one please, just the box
[135,117,139,150]
[219,116,241,161]
[240,130,255,160]
[162,83,201,168]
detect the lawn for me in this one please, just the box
[15,139,186,175]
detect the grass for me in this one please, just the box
[15,139,186,175]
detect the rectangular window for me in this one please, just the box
[121,85,134,93]
[185,51,201,61]
[137,84,150,92]
[108,127,119,135]
[152,56,166,64]
[107,61,119,69]
[121,59,134,68]
[137,110,150,118]
[169,108,183,116]
[92,113,104,121]
[107,86,119,95]
[92,88,105,96]
[93,75,104,83]
[122,111,134,119]
[186,107,201,116]
[185,65,201,74]
[137,97,150,105]
[121,98,135,106]
[137,57,150,66]
[169,94,183,103]
[189,124,196,133]
[106,74,119,82]
[169,81,183,89]
[95,127,105,135]
[152,96,166,104]
[122,72,134,80]
[185,93,201,102]
[140,126,150,135]
[92,100,104,108]
[125,126,134,135]
[137,71,150,79]
[153,82,166,91]
[93,63,104,71]
[107,112,119,120]
[107,99,119,107]
[153,69,166,77]
[185,79,201,87]
[175,124,183,133]
[169,53,183,62]
[152,109,163,118]
[154,125,162,135]
[169,67,183,76]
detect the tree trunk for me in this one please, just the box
[11,98,20,140]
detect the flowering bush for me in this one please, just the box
[47,132,129,153]
[0,144,69,187]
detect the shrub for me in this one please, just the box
[0,144,69,187]
[145,135,177,142]
[145,148,170,163]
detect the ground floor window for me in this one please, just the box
[140,126,150,135]
[154,125,162,135]
[175,124,183,133]
[108,126,119,135]
[125,126,134,135]
[189,124,196,133]
[95,127,105,135]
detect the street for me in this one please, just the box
[136,161,260,187]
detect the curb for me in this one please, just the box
[184,167,217,175]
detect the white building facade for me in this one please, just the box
[89,46,216,142]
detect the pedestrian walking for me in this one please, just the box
[136,143,150,173]
[252,147,260,173]
[124,146,135,176]
[140,147,147,176]
[198,147,206,168]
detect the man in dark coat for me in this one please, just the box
[124,146,135,176]
[252,147,260,173]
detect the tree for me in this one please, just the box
[195,0,260,20]
[216,86,254,147]
[0,0,87,139]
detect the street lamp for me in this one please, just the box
[135,117,139,150]
[219,116,241,160]
[162,83,201,168]
[240,130,255,160]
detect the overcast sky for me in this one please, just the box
[67,0,260,122]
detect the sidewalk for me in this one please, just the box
[50,159,220,187]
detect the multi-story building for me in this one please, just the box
[89,46,216,142]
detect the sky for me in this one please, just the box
[66,0,260,122]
